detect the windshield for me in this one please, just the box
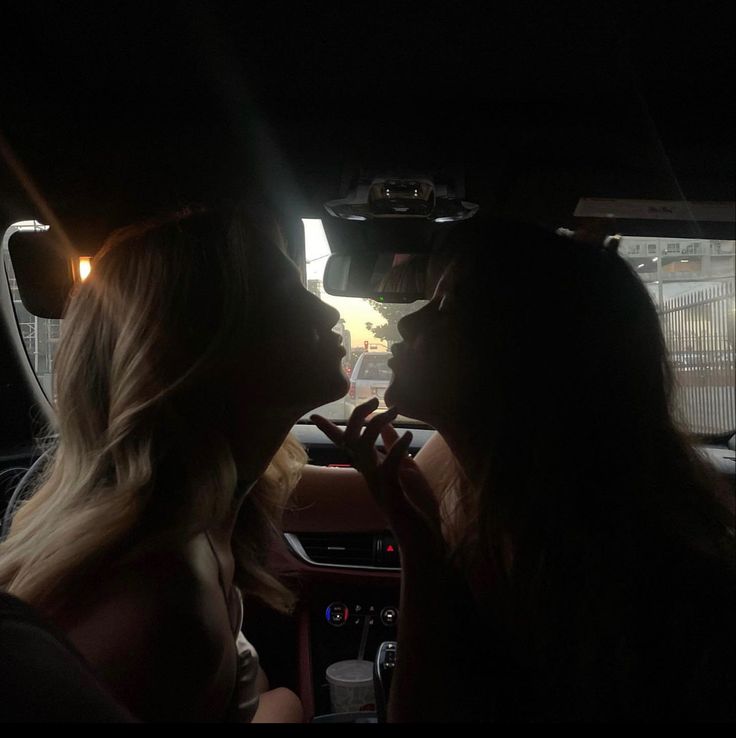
[303,219,426,423]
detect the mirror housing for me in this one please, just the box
[319,214,473,301]
[5,229,93,320]
[7,232,78,319]
[323,252,430,302]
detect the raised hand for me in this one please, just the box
[310,399,445,565]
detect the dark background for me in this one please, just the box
[1,0,734,248]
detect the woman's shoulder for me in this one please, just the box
[57,534,235,719]
[62,538,220,649]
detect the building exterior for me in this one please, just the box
[620,237,735,305]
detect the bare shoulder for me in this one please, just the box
[414,431,449,468]
[59,539,234,721]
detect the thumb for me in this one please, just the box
[382,431,413,477]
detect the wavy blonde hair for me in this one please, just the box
[0,206,306,614]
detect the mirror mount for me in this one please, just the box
[324,173,478,223]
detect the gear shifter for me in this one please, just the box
[373,641,397,722]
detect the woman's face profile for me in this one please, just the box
[229,243,349,418]
[384,262,469,425]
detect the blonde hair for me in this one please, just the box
[415,432,478,562]
[0,206,306,614]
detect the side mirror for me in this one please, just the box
[322,252,430,303]
[7,232,78,319]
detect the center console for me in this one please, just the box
[308,582,399,717]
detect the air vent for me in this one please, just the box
[292,532,376,567]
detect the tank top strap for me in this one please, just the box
[231,585,245,636]
[203,478,257,634]
[203,530,241,637]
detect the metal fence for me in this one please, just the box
[659,280,736,434]
[6,272,59,399]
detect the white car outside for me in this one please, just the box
[344,352,392,415]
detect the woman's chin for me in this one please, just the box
[318,373,351,405]
[384,384,407,414]
[385,386,431,425]
[336,372,351,397]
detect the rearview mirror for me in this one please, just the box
[322,252,431,302]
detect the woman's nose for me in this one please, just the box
[308,289,341,328]
[323,301,341,328]
[397,307,421,341]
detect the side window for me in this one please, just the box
[621,236,735,435]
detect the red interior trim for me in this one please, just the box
[296,605,315,722]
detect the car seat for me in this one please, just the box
[0,451,134,722]
[0,591,134,722]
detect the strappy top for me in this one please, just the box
[229,587,260,722]
[204,526,260,723]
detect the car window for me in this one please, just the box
[620,235,735,435]
[2,223,61,403]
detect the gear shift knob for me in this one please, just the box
[373,641,397,722]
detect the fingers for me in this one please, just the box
[309,414,344,447]
[344,398,379,446]
[362,406,399,449]
[312,400,383,448]
[383,431,413,477]
[313,401,400,455]
[379,431,418,519]
[379,421,400,450]
[312,401,392,480]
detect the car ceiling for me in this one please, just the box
[1,1,734,248]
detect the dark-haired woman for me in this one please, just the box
[313,222,735,722]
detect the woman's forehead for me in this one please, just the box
[249,239,301,290]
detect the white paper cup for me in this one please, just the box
[325,659,376,713]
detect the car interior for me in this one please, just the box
[1,2,734,723]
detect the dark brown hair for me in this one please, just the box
[441,219,735,719]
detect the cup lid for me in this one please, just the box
[326,659,374,684]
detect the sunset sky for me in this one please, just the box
[303,219,386,348]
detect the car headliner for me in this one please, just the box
[1,2,733,248]
[0,4,733,489]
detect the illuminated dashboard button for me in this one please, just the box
[325,602,349,627]
[380,606,398,626]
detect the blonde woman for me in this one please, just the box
[0,207,349,722]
